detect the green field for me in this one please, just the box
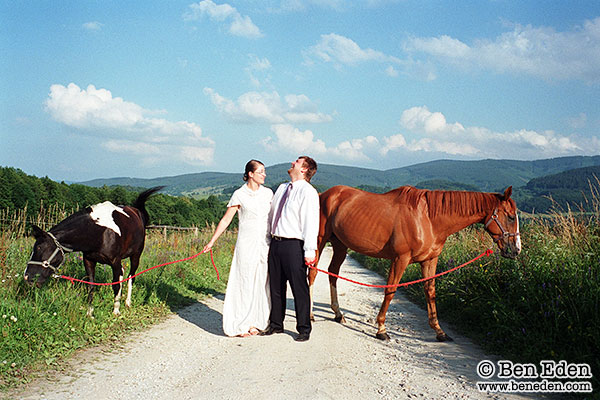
[0,212,234,390]
[351,206,600,395]
[2,197,599,396]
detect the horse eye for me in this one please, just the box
[508,215,516,222]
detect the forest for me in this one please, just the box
[0,167,227,228]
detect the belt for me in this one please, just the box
[271,235,300,241]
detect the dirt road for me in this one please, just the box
[12,248,536,399]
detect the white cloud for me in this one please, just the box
[262,106,599,164]
[308,33,392,65]
[103,140,160,155]
[45,83,144,129]
[246,54,272,87]
[385,65,399,77]
[263,124,328,154]
[184,1,263,39]
[204,88,333,124]
[82,21,103,31]
[179,145,216,165]
[405,137,479,156]
[400,106,465,135]
[263,124,379,162]
[390,106,590,158]
[305,33,436,80]
[248,55,271,71]
[405,17,600,83]
[380,134,407,155]
[45,83,215,166]
[329,136,379,161]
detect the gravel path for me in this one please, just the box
[10,248,538,400]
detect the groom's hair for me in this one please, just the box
[299,156,317,183]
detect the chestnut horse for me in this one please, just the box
[308,185,521,342]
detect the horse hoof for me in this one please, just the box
[436,333,453,342]
[334,315,346,324]
[376,332,390,341]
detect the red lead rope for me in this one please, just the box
[59,248,493,289]
[58,249,219,286]
[307,248,494,289]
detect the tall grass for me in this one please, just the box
[0,211,234,390]
[351,187,600,394]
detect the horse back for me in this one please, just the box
[76,203,147,261]
[320,186,425,258]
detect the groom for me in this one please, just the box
[260,156,319,342]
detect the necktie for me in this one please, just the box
[272,183,292,233]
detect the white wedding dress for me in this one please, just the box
[222,184,273,336]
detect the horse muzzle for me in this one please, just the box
[24,273,47,287]
[500,239,521,259]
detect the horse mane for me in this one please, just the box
[390,186,500,219]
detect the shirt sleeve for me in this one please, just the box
[227,189,242,208]
[266,187,275,231]
[301,186,320,259]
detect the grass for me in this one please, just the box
[0,210,234,390]
[3,189,599,396]
[351,199,600,396]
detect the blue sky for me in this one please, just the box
[2,1,600,182]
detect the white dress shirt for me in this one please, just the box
[270,179,320,258]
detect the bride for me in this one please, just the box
[203,160,273,337]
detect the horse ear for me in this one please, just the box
[30,225,46,239]
[502,186,513,200]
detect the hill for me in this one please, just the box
[516,165,600,213]
[80,155,600,196]
[0,167,227,228]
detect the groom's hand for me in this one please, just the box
[304,257,316,267]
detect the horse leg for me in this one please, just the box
[308,263,319,322]
[376,256,410,340]
[83,257,97,318]
[111,260,125,316]
[309,225,331,321]
[421,258,452,342]
[328,236,348,323]
[125,253,140,308]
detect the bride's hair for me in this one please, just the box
[243,159,264,182]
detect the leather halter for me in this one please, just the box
[484,208,520,243]
[27,232,73,273]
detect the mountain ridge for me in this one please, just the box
[79,155,600,196]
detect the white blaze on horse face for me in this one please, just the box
[515,214,522,253]
[90,202,129,236]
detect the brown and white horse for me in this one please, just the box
[24,187,163,316]
[309,185,521,341]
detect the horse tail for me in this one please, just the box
[134,186,164,227]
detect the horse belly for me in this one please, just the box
[333,211,396,258]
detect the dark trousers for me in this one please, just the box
[267,238,312,335]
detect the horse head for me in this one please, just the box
[24,225,71,287]
[484,186,522,259]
